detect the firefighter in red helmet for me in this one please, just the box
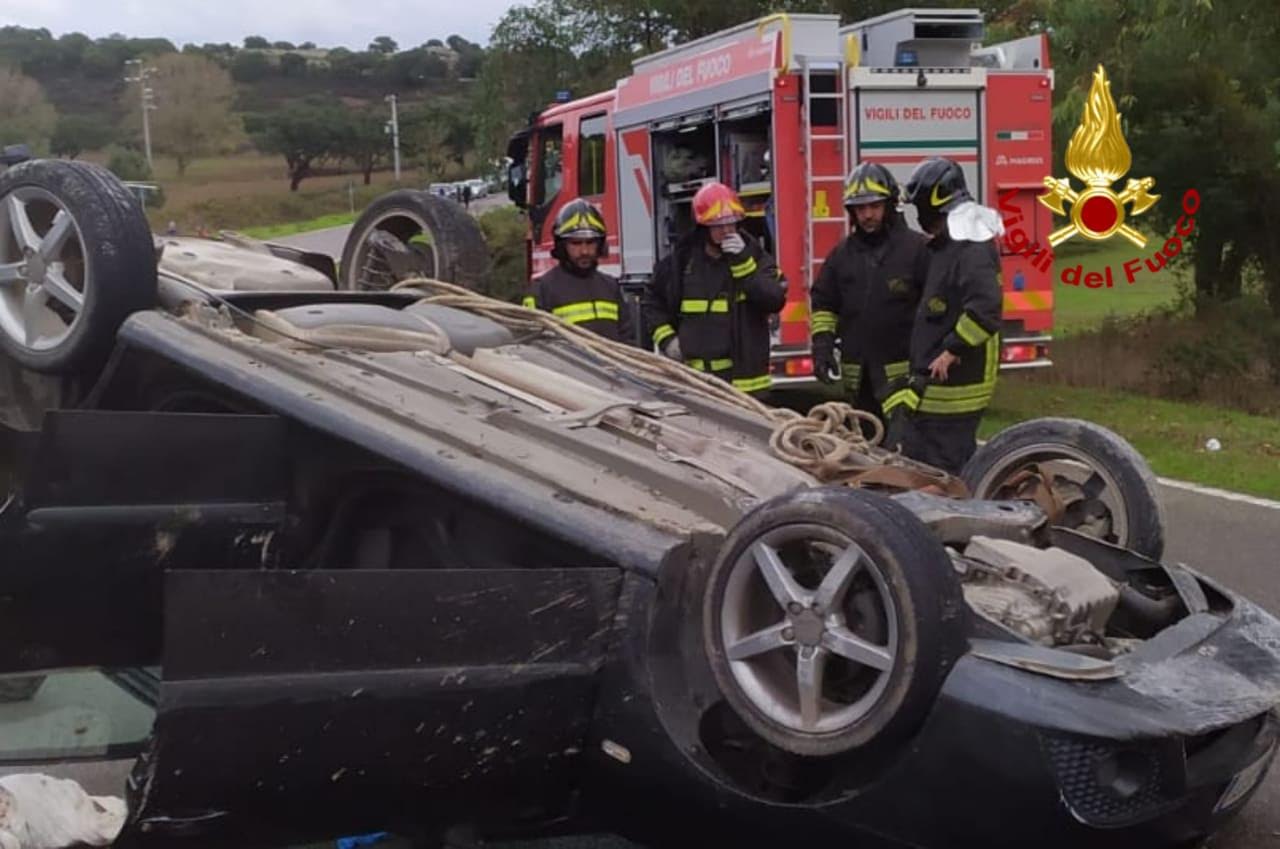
[642,181,786,396]
[523,198,632,343]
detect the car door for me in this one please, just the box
[1,409,626,845]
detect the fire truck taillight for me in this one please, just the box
[784,357,814,377]
[1001,344,1049,364]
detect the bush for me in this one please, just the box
[104,145,165,210]
[105,145,151,181]
[477,205,527,303]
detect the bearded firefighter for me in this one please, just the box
[810,162,928,442]
[523,198,632,343]
[642,181,786,396]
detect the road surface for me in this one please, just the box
[276,193,510,257]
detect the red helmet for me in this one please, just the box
[693,182,745,227]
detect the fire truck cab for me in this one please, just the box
[507,8,1055,385]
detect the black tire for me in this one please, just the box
[962,417,1165,560]
[704,488,966,757]
[0,160,156,374]
[339,189,491,294]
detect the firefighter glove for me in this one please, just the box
[661,337,683,362]
[718,232,746,257]
[811,335,839,385]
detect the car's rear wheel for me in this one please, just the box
[339,190,490,294]
[0,160,156,374]
[961,418,1165,560]
[703,488,965,757]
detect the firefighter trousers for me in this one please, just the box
[902,411,983,476]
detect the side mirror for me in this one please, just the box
[507,162,528,209]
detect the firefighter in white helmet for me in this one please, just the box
[888,157,1004,474]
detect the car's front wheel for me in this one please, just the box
[0,160,156,374]
[703,488,966,758]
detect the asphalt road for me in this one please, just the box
[1158,482,1280,849]
[275,193,509,257]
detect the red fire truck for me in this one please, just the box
[506,8,1055,385]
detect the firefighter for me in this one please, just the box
[884,157,1004,474]
[643,182,786,396]
[523,198,632,343]
[810,162,928,441]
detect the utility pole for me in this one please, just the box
[123,59,158,167]
[385,93,401,182]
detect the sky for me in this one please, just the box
[0,0,518,49]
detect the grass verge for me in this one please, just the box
[240,212,357,240]
[983,376,1280,499]
[1052,239,1185,335]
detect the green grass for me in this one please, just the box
[1051,239,1185,335]
[240,212,358,240]
[982,376,1280,499]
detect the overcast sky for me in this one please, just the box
[0,0,518,49]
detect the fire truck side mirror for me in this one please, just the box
[507,161,528,210]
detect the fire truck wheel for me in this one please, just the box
[703,487,965,758]
[962,417,1165,560]
[0,159,156,374]
[339,190,491,294]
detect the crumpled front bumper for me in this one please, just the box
[824,585,1280,848]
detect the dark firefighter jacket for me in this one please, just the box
[810,222,928,397]
[883,233,1003,417]
[643,230,786,394]
[523,264,631,343]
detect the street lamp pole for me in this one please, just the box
[385,93,401,182]
[124,59,157,167]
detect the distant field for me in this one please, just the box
[82,151,411,232]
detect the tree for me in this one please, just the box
[385,48,448,87]
[369,36,398,54]
[279,52,308,77]
[56,32,92,69]
[0,67,56,153]
[272,40,296,50]
[243,35,270,49]
[425,39,444,48]
[231,50,272,82]
[51,114,113,159]
[334,108,389,184]
[250,100,344,190]
[1041,0,1280,315]
[299,41,317,50]
[132,53,241,176]
[402,103,477,180]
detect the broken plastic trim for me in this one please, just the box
[969,638,1121,681]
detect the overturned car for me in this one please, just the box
[0,158,1277,849]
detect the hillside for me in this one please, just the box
[0,26,480,143]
